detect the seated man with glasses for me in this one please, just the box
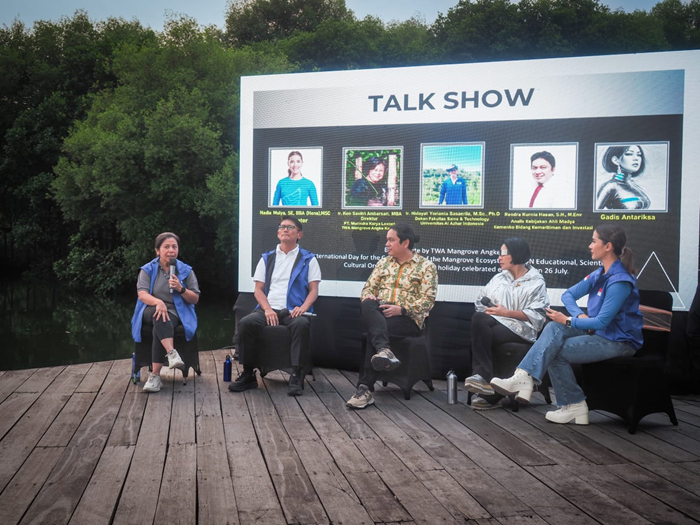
[229,215,321,395]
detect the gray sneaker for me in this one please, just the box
[464,374,495,396]
[370,348,401,371]
[143,373,162,393]
[346,384,374,409]
[471,394,503,411]
[167,349,185,369]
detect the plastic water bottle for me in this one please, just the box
[223,355,232,382]
[446,369,458,404]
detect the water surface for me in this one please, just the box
[1,280,236,370]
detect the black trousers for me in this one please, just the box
[470,311,528,381]
[238,309,310,370]
[359,299,420,386]
[143,306,181,363]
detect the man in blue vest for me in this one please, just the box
[229,216,321,395]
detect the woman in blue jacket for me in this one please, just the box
[131,232,201,393]
[491,224,643,425]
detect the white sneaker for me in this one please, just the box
[490,368,534,403]
[167,349,185,369]
[143,374,162,393]
[545,401,589,425]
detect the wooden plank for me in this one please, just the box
[245,379,330,524]
[587,410,698,462]
[18,360,131,525]
[113,367,175,525]
[169,372,195,445]
[300,373,412,523]
[528,464,654,524]
[606,462,700,520]
[320,369,472,524]
[264,372,375,525]
[392,387,584,520]
[197,444,240,525]
[12,366,64,393]
[0,392,73,492]
[37,392,96,447]
[639,462,700,498]
[476,401,593,467]
[154,442,197,525]
[219,356,285,525]
[68,445,135,525]
[107,387,148,446]
[0,369,37,404]
[323,370,520,519]
[0,447,63,525]
[74,360,113,393]
[19,444,104,525]
[414,388,552,467]
[0,392,41,441]
[196,352,239,525]
[0,365,93,493]
[501,402,628,466]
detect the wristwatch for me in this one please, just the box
[401,306,407,316]
[565,317,572,328]
[178,282,187,294]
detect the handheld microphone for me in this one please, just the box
[169,257,177,294]
[481,296,495,307]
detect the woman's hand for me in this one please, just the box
[545,307,568,324]
[167,273,180,292]
[485,304,509,317]
[153,300,170,322]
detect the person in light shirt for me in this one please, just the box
[514,151,573,209]
[229,216,321,396]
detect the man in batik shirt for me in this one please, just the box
[346,223,438,409]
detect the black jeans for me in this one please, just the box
[470,311,528,381]
[359,299,420,387]
[143,306,181,363]
[238,309,310,370]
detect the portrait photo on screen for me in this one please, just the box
[343,147,402,209]
[269,147,323,207]
[594,142,669,212]
[510,143,578,210]
[420,142,484,208]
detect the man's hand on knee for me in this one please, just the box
[264,309,279,326]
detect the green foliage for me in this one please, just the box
[51,15,293,293]
[225,0,353,46]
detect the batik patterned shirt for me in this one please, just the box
[361,252,438,328]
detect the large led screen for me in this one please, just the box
[239,51,700,310]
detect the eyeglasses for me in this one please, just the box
[500,249,510,256]
[278,225,297,231]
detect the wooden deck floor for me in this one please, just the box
[1,350,699,525]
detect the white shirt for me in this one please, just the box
[253,244,321,310]
[514,178,575,209]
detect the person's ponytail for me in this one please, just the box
[595,223,636,276]
[619,245,636,276]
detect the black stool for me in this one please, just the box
[360,327,434,400]
[132,323,201,385]
[580,290,678,434]
[255,324,315,386]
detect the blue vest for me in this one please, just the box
[584,259,643,349]
[259,247,316,312]
[131,257,198,342]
